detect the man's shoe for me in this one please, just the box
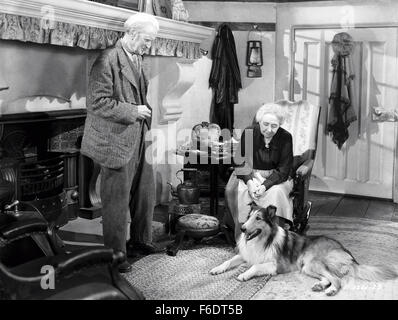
[118,260,132,273]
[113,250,132,273]
[127,242,165,256]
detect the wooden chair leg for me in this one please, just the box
[166,230,186,256]
[298,201,312,234]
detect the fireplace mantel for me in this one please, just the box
[0,109,87,124]
[0,0,214,57]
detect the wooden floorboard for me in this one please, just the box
[332,197,370,218]
[392,204,398,223]
[309,193,343,216]
[308,193,337,216]
[364,200,395,221]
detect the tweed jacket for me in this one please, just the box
[81,40,151,169]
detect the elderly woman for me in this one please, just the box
[223,102,294,241]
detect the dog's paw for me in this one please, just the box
[210,265,226,275]
[237,273,251,282]
[237,274,246,282]
[311,283,325,292]
[325,286,338,296]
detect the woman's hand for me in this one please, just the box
[247,180,261,199]
[253,185,266,199]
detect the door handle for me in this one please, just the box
[372,107,398,122]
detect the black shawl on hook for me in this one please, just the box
[327,32,357,149]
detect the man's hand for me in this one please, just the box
[137,104,152,119]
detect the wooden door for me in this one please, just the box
[292,27,398,199]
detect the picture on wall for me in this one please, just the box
[89,0,146,12]
[117,0,145,11]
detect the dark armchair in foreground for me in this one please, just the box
[0,177,143,300]
[0,247,142,300]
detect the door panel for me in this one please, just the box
[293,28,397,199]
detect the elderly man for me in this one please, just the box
[81,13,163,273]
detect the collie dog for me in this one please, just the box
[210,205,398,296]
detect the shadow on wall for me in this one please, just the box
[0,40,88,114]
[280,54,301,100]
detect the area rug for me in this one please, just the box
[124,216,398,300]
[251,216,398,300]
[123,243,271,300]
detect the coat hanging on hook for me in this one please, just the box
[208,23,242,131]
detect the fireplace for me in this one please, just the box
[0,111,84,227]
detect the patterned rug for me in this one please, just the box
[123,242,271,300]
[252,216,398,300]
[123,215,398,300]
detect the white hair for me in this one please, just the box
[255,102,286,125]
[123,12,160,34]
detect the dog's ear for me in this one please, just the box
[266,205,277,219]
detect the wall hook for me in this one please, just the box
[200,48,209,56]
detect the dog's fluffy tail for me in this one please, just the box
[351,264,398,282]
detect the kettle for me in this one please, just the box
[167,168,200,205]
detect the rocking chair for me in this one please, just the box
[268,99,321,233]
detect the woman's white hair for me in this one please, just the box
[124,12,160,34]
[255,102,286,125]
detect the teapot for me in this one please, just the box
[167,168,200,205]
[191,122,221,150]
